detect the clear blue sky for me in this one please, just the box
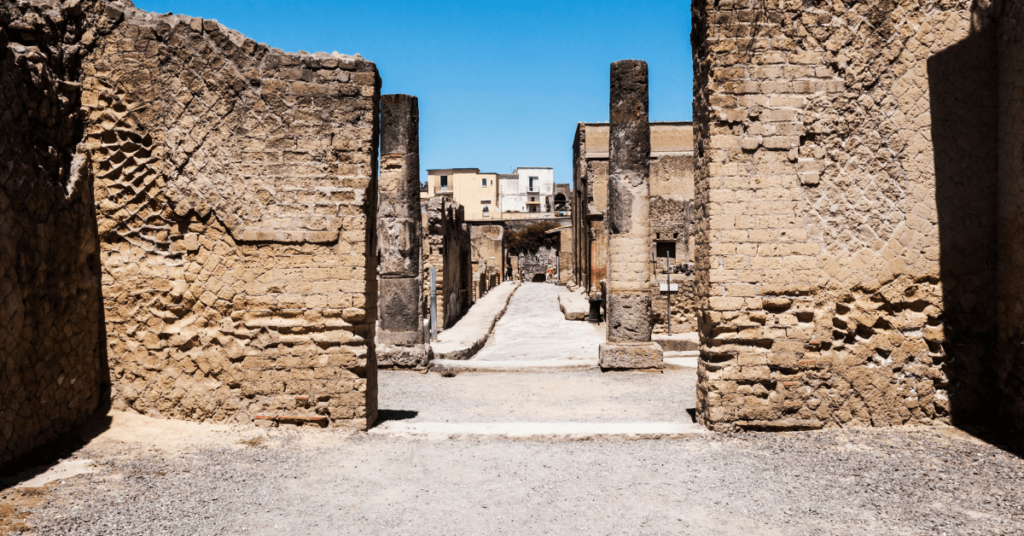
[134,0,693,184]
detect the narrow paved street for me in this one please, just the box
[472,282,604,362]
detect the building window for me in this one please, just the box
[656,242,676,260]
[440,175,448,192]
[482,206,490,217]
[482,178,488,187]
[529,176,538,192]
[528,205,539,213]
[481,200,490,204]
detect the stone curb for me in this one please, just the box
[368,421,709,440]
[557,290,590,321]
[429,358,598,373]
[429,282,520,361]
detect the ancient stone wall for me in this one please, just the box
[650,154,695,264]
[1,0,106,465]
[996,0,1024,427]
[518,246,557,283]
[558,227,573,285]
[692,0,1004,430]
[424,196,471,330]
[571,125,604,296]
[652,278,697,335]
[81,2,381,429]
[470,224,503,280]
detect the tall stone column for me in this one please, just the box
[377,94,430,367]
[599,60,663,370]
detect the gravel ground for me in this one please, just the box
[473,282,605,361]
[12,426,1024,535]
[378,369,698,423]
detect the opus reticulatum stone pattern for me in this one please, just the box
[692,0,1023,431]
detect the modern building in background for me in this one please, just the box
[498,167,554,214]
[425,168,499,220]
[425,166,567,221]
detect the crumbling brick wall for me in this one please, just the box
[424,196,471,330]
[558,226,573,285]
[571,124,608,296]
[653,279,697,335]
[80,2,381,429]
[692,0,1008,430]
[470,224,503,278]
[0,0,106,465]
[518,246,557,283]
[996,0,1024,427]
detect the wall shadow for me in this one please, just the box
[929,24,1007,432]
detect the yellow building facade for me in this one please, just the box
[425,168,499,221]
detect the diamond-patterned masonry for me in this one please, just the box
[693,0,1024,430]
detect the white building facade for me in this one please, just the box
[498,167,554,214]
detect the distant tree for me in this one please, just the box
[504,221,560,255]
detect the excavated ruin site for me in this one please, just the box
[1,0,1023,533]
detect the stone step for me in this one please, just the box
[430,358,598,373]
[369,421,708,440]
[652,332,699,352]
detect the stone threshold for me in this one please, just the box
[368,421,708,440]
[429,358,598,373]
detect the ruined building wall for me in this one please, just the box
[1,0,106,465]
[558,227,573,285]
[424,196,471,330]
[571,125,609,296]
[996,0,1024,427]
[470,224,503,278]
[693,0,1003,430]
[84,3,380,428]
[470,224,503,299]
[518,246,558,283]
[650,149,696,335]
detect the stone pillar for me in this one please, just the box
[377,94,430,367]
[599,60,663,370]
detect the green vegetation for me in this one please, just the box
[503,222,561,255]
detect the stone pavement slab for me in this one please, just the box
[473,282,605,362]
[377,368,698,424]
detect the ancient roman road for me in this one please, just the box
[471,282,605,362]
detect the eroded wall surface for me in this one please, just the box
[1,0,106,464]
[83,3,380,428]
[424,196,471,330]
[996,0,1024,427]
[692,0,1002,430]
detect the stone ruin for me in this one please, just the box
[572,122,698,336]
[470,224,503,299]
[423,196,472,332]
[599,60,664,370]
[691,0,1024,430]
[2,0,380,463]
[2,0,1024,468]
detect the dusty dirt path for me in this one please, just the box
[5,413,1023,535]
